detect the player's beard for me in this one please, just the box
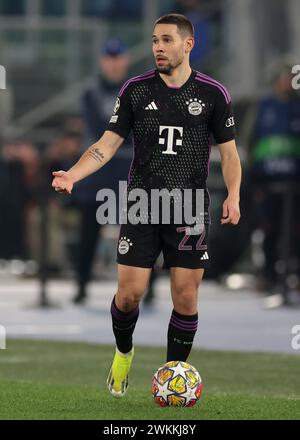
[156,55,184,75]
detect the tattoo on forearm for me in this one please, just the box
[87,147,105,163]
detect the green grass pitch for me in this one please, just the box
[0,339,299,420]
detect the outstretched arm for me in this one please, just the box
[52,130,124,194]
[218,139,241,225]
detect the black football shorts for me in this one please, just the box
[116,222,210,269]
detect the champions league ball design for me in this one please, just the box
[152,361,203,407]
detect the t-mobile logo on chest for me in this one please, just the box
[159,126,183,155]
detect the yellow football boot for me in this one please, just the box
[106,347,134,398]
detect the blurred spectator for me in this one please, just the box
[72,37,132,304]
[1,140,40,191]
[46,131,82,170]
[44,132,82,274]
[0,140,40,260]
[249,62,300,295]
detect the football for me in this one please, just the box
[151,361,203,407]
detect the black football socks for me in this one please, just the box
[111,296,139,354]
[167,309,198,362]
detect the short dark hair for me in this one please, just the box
[154,13,194,38]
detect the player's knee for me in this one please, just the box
[116,284,144,312]
[116,297,139,312]
[172,285,198,314]
[173,283,197,298]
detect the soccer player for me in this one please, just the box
[52,13,241,398]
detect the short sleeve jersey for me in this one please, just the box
[107,69,235,222]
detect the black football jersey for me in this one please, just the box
[107,69,235,223]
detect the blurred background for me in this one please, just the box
[0,0,300,353]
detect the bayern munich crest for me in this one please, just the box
[118,237,133,255]
[186,98,205,116]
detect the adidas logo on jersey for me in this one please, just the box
[201,251,209,260]
[145,101,158,110]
